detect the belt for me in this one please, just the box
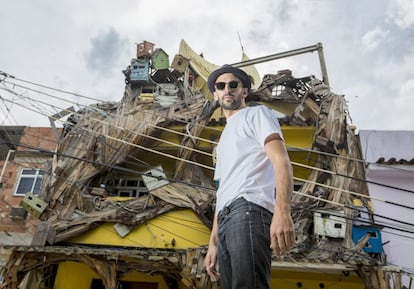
[217,197,246,223]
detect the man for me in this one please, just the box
[204,65,295,289]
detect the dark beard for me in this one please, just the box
[219,95,243,110]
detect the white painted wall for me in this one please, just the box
[359,130,414,287]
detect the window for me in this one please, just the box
[108,177,148,198]
[14,168,44,196]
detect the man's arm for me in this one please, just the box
[204,213,220,281]
[264,133,296,257]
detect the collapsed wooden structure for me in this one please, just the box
[1,41,401,289]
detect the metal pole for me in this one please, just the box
[316,43,330,86]
[230,42,330,85]
[0,149,15,184]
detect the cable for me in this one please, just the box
[3,73,102,103]
[288,143,414,175]
[5,116,414,232]
[3,70,413,179]
[294,176,414,211]
[0,83,218,157]
[7,137,414,240]
[4,76,414,189]
[6,140,216,192]
[0,95,216,171]
[7,89,413,203]
[145,222,205,247]
[290,161,414,193]
[5,128,414,237]
[4,72,414,238]
[10,103,413,209]
[292,202,414,237]
[0,94,19,125]
[2,77,221,144]
[8,73,223,132]
[292,193,414,236]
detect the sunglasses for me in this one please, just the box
[214,81,242,91]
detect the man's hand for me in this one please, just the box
[204,245,220,282]
[270,212,295,257]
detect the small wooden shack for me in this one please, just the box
[151,48,170,70]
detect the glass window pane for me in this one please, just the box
[16,178,34,195]
[126,180,138,187]
[21,169,36,175]
[33,177,43,195]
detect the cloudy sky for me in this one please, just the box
[0,0,413,130]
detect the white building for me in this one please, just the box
[359,130,414,287]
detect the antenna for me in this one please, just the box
[237,32,245,53]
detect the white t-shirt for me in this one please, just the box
[214,105,284,214]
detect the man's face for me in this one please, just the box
[213,73,248,111]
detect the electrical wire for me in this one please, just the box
[292,159,414,195]
[3,74,413,181]
[3,124,414,240]
[3,70,413,178]
[10,117,414,214]
[294,175,414,210]
[2,77,222,143]
[0,82,218,159]
[292,202,414,237]
[0,94,216,171]
[6,137,414,240]
[2,97,413,231]
[288,143,414,175]
[3,72,414,282]
[4,91,413,206]
[3,150,414,280]
[3,72,412,238]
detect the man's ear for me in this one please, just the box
[243,88,249,98]
[213,92,219,101]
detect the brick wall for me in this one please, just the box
[0,127,59,263]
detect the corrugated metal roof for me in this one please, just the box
[376,157,414,165]
[359,130,414,164]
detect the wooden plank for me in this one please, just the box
[31,222,55,246]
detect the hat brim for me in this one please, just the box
[207,65,251,92]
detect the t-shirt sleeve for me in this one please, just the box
[252,106,284,146]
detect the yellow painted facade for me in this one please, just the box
[57,208,365,289]
[69,209,210,249]
[270,270,364,289]
[54,261,365,289]
[54,261,173,289]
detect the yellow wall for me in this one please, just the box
[271,270,364,289]
[69,209,210,249]
[54,262,364,289]
[155,125,316,150]
[54,261,170,289]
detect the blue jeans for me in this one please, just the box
[217,197,273,289]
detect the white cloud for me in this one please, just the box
[361,27,389,52]
[389,0,414,29]
[400,78,414,98]
[0,0,413,130]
